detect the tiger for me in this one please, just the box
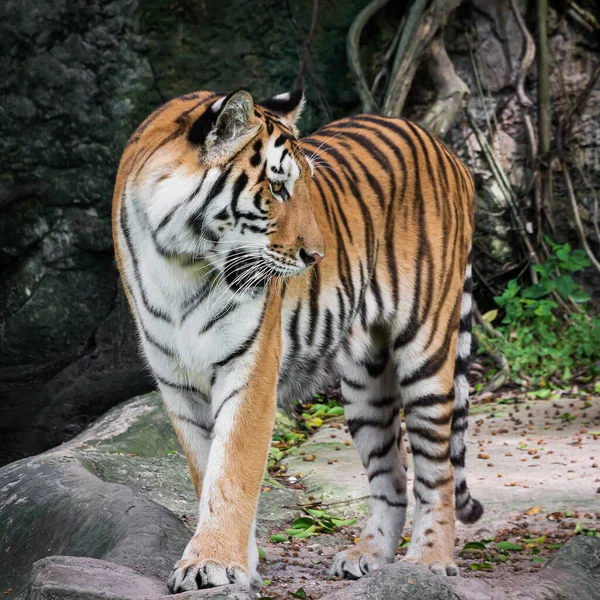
[112,88,483,592]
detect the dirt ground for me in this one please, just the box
[255,390,600,599]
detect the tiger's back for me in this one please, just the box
[112,90,481,591]
[279,114,474,405]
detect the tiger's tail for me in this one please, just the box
[451,257,484,524]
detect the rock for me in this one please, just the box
[319,537,600,600]
[26,557,169,600]
[25,556,253,600]
[0,392,302,597]
[0,0,153,465]
[320,562,460,600]
[0,443,189,596]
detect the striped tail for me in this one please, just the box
[451,259,484,524]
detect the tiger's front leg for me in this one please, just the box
[168,302,282,592]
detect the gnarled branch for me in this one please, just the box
[346,0,391,113]
[420,32,470,138]
[382,0,463,117]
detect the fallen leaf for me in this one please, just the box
[525,506,541,516]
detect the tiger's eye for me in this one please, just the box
[271,181,284,194]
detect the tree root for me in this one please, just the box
[420,32,470,138]
[382,0,463,117]
[473,304,510,395]
[562,163,600,273]
[346,0,391,113]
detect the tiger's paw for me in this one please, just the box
[167,558,250,593]
[402,555,460,577]
[330,546,389,580]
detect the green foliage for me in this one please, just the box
[482,240,599,383]
[283,509,356,539]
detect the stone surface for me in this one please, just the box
[0,0,154,465]
[25,556,253,600]
[0,392,303,597]
[2,390,600,598]
[318,537,600,600]
[0,444,190,596]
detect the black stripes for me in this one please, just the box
[454,354,471,377]
[188,164,233,237]
[371,494,407,508]
[365,435,397,466]
[172,412,212,436]
[346,411,398,437]
[250,139,263,167]
[342,377,365,391]
[213,386,245,422]
[119,199,172,324]
[403,394,451,414]
[258,90,303,117]
[367,467,394,482]
[415,474,453,490]
[214,301,267,369]
[155,375,208,399]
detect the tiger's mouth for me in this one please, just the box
[221,251,265,292]
[219,248,309,295]
[261,248,306,277]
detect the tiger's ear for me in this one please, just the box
[258,90,305,134]
[188,90,261,163]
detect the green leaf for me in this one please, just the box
[570,290,591,303]
[288,589,309,599]
[546,543,563,549]
[482,309,498,323]
[284,528,307,536]
[461,541,487,552]
[269,534,288,542]
[258,547,266,560]
[263,579,272,585]
[574,521,583,535]
[532,557,546,563]
[522,536,546,544]
[470,562,494,570]
[530,388,552,399]
[496,541,523,551]
[331,518,357,528]
[555,275,576,300]
[292,524,317,538]
[522,284,550,299]
[291,517,315,529]
[327,406,345,416]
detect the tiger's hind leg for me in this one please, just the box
[331,327,408,579]
[392,321,460,576]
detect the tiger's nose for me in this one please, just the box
[299,248,324,266]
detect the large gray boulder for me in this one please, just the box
[0,392,301,597]
[25,557,253,600]
[0,0,153,465]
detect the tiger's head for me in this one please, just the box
[136,89,325,294]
